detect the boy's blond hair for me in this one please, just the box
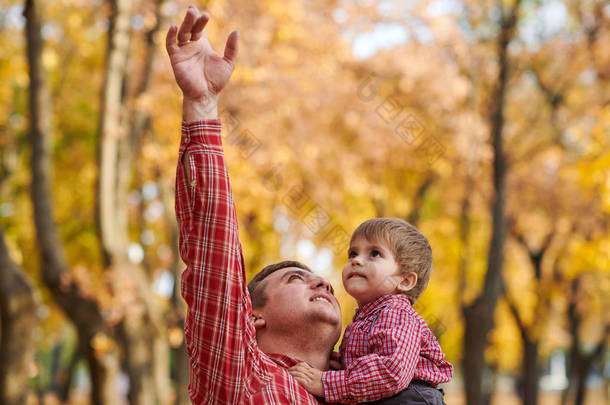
[351,218,432,304]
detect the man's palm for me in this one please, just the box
[166,7,239,101]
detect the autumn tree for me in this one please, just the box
[24,0,122,403]
[0,226,38,405]
[95,0,171,403]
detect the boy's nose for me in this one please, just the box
[351,256,363,266]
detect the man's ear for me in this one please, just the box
[252,313,266,330]
[396,272,417,294]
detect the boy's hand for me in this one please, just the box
[329,351,343,370]
[288,362,324,398]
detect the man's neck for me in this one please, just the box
[257,327,336,370]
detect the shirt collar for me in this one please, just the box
[266,353,304,369]
[266,354,329,403]
[354,294,412,321]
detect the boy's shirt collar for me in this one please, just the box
[353,294,412,322]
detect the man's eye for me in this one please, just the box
[288,274,303,281]
[371,250,381,257]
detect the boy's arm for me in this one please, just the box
[321,311,421,404]
[169,8,258,404]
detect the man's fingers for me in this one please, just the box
[177,6,198,44]
[190,13,210,42]
[166,24,179,53]
[223,30,239,65]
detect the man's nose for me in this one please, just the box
[312,277,332,293]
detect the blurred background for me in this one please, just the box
[0,0,608,404]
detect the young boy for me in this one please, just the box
[289,218,453,404]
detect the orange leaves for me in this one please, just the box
[91,332,117,359]
[168,327,184,348]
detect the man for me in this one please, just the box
[166,6,342,404]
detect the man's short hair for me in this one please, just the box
[351,218,432,304]
[247,260,312,309]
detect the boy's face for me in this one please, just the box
[342,236,403,307]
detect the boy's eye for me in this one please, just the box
[371,250,381,258]
[348,251,356,259]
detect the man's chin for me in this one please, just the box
[307,309,341,327]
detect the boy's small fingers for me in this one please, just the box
[329,360,342,370]
[289,371,305,381]
[291,363,305,371]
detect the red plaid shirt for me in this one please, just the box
[322,294,453,403]
[176,120,322,404]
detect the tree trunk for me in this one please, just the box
[562,275,609,405]
[463,299,495,405]
[574,364,587,405]
[456,172,472,297]
[24,1,122,404]
[134,5,172,401]
[0,227,38,405]
[522,338,540,405]
[406,172,436,226]
[506,292,542,405]
[462,2,522,404]
[56,348,80,402]
[96,0,133,267]
[160,173,190,405]
[504,226,555,405]
[96,1,171,403]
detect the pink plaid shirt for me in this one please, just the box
[176,120,322,404]
[322,294,453,403]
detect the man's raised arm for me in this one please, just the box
[166,8,254,404]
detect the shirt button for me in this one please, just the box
[184,135,190,143]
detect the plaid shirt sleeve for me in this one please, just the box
[175,120,257,404]
[321,307,421,404]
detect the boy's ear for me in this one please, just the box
[252,313,266,330]
[396,272,417,294]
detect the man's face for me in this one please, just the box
[342,236,402,306]
[257,267,342,332]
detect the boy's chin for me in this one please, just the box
[345,289,367,305]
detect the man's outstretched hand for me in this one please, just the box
[166,6,239,121]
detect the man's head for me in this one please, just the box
[345,218,433,304]
[247,260,342,348]
[248,260,311,308]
